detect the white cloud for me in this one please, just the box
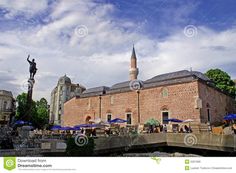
[139,26,236,80]
[0,0,236,103]
[0,0,48,18]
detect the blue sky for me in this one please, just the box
[1,0,236,36]
[0,0,236,101]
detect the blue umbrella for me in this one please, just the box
[166,118,183,123]
[51,127,60,130]
[52,125,61,128]
[60,126,74,130]
[14,120,26,125]
[108,118,127,124]
[224,114,236,120]
[75,124,91,128]
[24,121,32,125]
[75,124,102,128]
[74,126,81,130]
[50,125,61,130]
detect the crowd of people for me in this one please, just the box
[147,124,192,133]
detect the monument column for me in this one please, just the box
[25,55,37,121]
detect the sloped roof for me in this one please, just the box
[192,71,211,81]
[145,70,210,83]
[81,86,110,97]
[106,81,131,94]
[77,70,213,97]
[110,81,130,90]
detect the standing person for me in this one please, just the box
[163,124,167,133]
[189,126,193,133]
[81,128,84,134]
[160,125,163,132]
[184,125,189,133]
[149,125,153,133]
[232,124,236,134]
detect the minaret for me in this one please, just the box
[129,45,139,80]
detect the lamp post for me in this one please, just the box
[99,95,102,119]
[137,90,141,124]
[129,80,143,124]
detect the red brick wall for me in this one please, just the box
[63,80,203,126]
[198,81,235,124]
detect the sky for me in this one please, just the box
[0,0,236,102]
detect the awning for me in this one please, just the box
[224,114,236,120]
[166,118,183,123]
[108,118,127,124]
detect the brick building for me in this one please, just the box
[62,48,235,126]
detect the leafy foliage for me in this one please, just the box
[205,69,236,97]
[145,118,160,126]
[16,93,28,119]
[16,93,49,129]
[34,98,49,128]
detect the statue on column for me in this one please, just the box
[25,54,37,121]
[27,55,37,79]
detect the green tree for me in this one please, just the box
[205,69,236,97]
[16,93,36,120]
[34,98,49,129]
[16,93,49,129]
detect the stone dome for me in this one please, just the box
[58,75,71,84]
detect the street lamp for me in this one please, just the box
[99,95,102,119]
[129,80,144,124]
[137,90,141,123]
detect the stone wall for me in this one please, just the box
[63,80,202,126]
[63,80,235,126]
[198,81,236,124]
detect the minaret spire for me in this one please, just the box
[129,45,139,80]
[131,44,136,60]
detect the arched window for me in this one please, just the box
[3,101,7,111]
[161,106,169,124]
[162,88,168,98]
[106,110,112,122]
[126,113,132,125]
[107,114,112,122]
[206,103,211,122]
[206,103,210,108]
